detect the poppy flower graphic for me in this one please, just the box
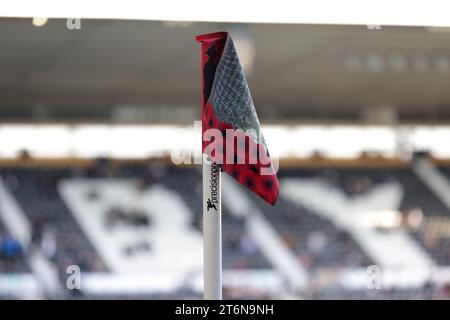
[223,163,246,180]
[233,131,249,164]
[253,174,278,205]
[211,140,224,164]
[203,103,219,130]
[204,101,215,119]
[238,170,258,192]
[218,122,233,162]
[248,163,260,175]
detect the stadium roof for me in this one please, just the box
[1,19,450,123]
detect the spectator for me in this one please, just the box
[240,234,258,256]
[41,227,57,261]
[0,233,24,260]
[308,231,328,255]
[31,215,46,246]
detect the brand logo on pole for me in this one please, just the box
[206,198,217,211]
[207,162,219,211]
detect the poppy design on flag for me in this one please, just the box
[196,32,279,205]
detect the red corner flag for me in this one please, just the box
[196,32,279,205]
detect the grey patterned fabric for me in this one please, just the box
[210,35,266,146]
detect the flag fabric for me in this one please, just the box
[196,31,279,205]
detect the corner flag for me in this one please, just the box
[196,31,279,205]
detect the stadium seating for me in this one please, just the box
[2,169,107,274]
[1,161,450,299]
[0,220,28,273]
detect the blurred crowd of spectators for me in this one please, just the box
[1,161,450,299]
[0,227,25,272]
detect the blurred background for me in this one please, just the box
[2,14,450,300]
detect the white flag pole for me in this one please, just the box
[202,154,222,300]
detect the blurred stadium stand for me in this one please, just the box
[1,158,450,299]
[2,18,450,300]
